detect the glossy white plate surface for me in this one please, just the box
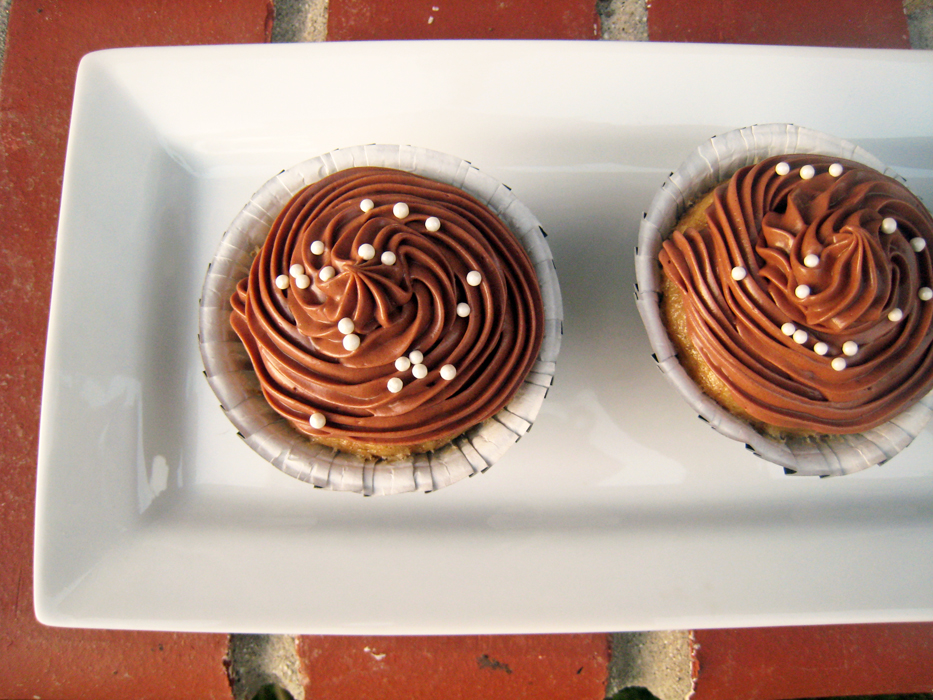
[36,41,933,633]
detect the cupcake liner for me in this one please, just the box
[635,123,933,477]
[199,145,562,494]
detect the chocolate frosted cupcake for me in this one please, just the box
[636,125,933,476]
[229,166,545,459]
[200,145,561,494]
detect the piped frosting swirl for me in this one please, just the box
[230,167,544,453]
[660,155,933,434]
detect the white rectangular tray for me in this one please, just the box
[35,40,933,633]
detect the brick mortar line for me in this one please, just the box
[0,0,11,91]
[905,0,933,13]
[270,0,327,42]
[607,631,696,700]
[228,634,307,700]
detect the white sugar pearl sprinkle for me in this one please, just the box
[440,364,457,380]
[920,287,933,302]
[731,266,747,281]
[881,217,898,234]
[275,274,289,289]
[310,240,325,255]
[425,216,441,232]
[911,237,927,253]
[793,329,808,344]
[775,162,790,176]
[831,357,847,371]
[888,308,904,322]
[814,342,829,356]
[319,266,335,282]
[829,163,844,177]
[387,377,404,393]
[337,317,355,335]
[466,270,482,286]
[309,412,326,429]
[342,333,360,351]
[409,350,424,364]
[381,251,397,265]
[804,254,820,268]
[800,164,816,180]
[842,340,859,356]
[290,263,305,277]
[358,243,376,260]
[456,303,471,317]
[395,356,411,371]
[393,202,410,219]
[294,274,311,289]
[412,363,428,379]
[795,284,811,299]
[360,199,374,212]
[781,322,797,336]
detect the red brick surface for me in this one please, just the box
[298,634,609,700]
[0,1,271,698]
[693,623,933,699]
[649,0,910,48]
[327,0,600,40]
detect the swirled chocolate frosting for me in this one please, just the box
[660,155,933,434]
[230,167,544,454]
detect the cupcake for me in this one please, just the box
[636,124,933,476]
[200,145,561,494]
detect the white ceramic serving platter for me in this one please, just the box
[36,41,933,634]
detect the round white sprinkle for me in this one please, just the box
[731,266,747,281]
[425,216,441,232]
[775,162,790,176]
[795,284,811,299]
[409,350,424,364]
[360,199,374,212]
[294,274,311,289]
[781,322,797,336]
[881,217,898,234]
[888,308,904,322]
[804,253,820,268]
[381,251,397,265]
[393,202,410,219]
[319,266,335,282]
[309,412,326,429]
[358,243,376,260]
[466,270,482,286]
[440,364,457,380]
[342,333,360,351]
[395,356,412,372]
[831,357,847,371]
[920,287,933,302]
[387,377,404,393]
[337,317,355,335]
[829,163,844,177]
[843,340,859,356]
[814,342,829,356]
[456,302,471,317]
[412,363,428,379]
[275,274,289,290]
[800,164,816,180]
[793,329,808,344]
[310,240,325,255]
[290,263,305,277]
[911,237,927,253]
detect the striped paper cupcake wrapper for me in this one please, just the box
[635,123,933,477]
[199,144,562,494]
